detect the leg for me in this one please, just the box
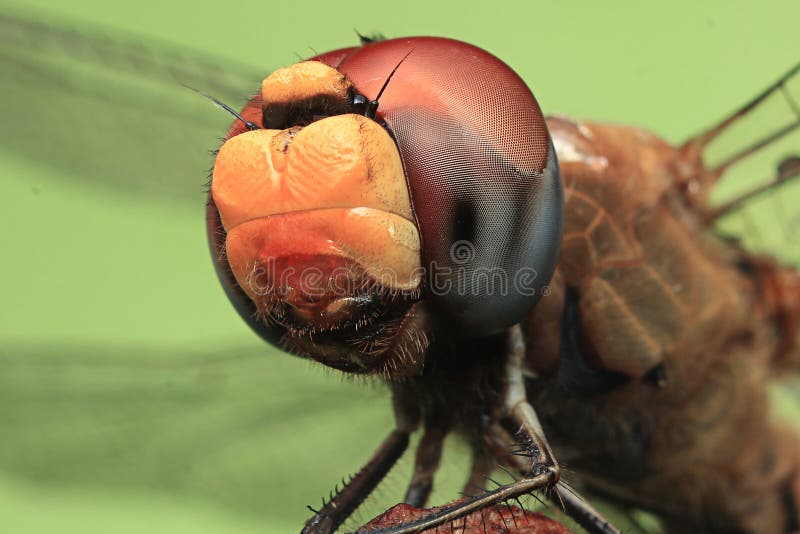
[486,419,621,534]
[302,388,421,534]
[356,470,558,534]
[302,429,410,534]
[353,326,620,534]
[677,60,800,221]
[505,325,620,534]
[404,424,446,508]
[680,60,800,181]
[462,449,494,497]
[554,485,621,534]
[502,324,558,476]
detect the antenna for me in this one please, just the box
[365,48,414,119]
[183,84,259,131]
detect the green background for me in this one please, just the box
[1,1,799,532]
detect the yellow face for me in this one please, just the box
[210,62,424,374]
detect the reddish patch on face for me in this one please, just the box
[245,253,371,328]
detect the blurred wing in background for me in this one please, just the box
[0,6,798,534]
[0,8,263,205]
[0,8,405,534]
[0,342,391,529]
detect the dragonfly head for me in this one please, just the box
[207,38,562,378]
[208,61,426,377]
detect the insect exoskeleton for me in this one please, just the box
[210,61,423,375]
[207,37,562,378]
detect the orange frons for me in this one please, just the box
[261,61,349,106]
[212,109,420,294]
[212,114,413,229]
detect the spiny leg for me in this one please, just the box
[352,420,573,534]
[303,390,421,534]
[681,60,800,180]
[706,155,800,223]
[302,430,410,534]
[354,471,557,534]
[677,59,800,223]
[554,485,622,534]
[353,326,619,534]
[502,325,620,534]
[484,420,618,533]
[503,324,558,474]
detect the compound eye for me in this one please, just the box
[331,37,561,335]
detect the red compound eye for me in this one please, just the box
[318,37,561,335]
[208,36,561,351]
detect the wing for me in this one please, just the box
[2,7,797,534]
[0,10,472,533]
[0,341,397,532]
[0,8,263,205]
[0,8,393,533]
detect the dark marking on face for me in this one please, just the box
[262,90,356,129]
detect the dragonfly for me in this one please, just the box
[1,6,799,534]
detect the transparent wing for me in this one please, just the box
[0,8,371,532]
[0,11,451,533]
[0,341,393,530]
[3,7,796,534]
[0,8,264,206]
